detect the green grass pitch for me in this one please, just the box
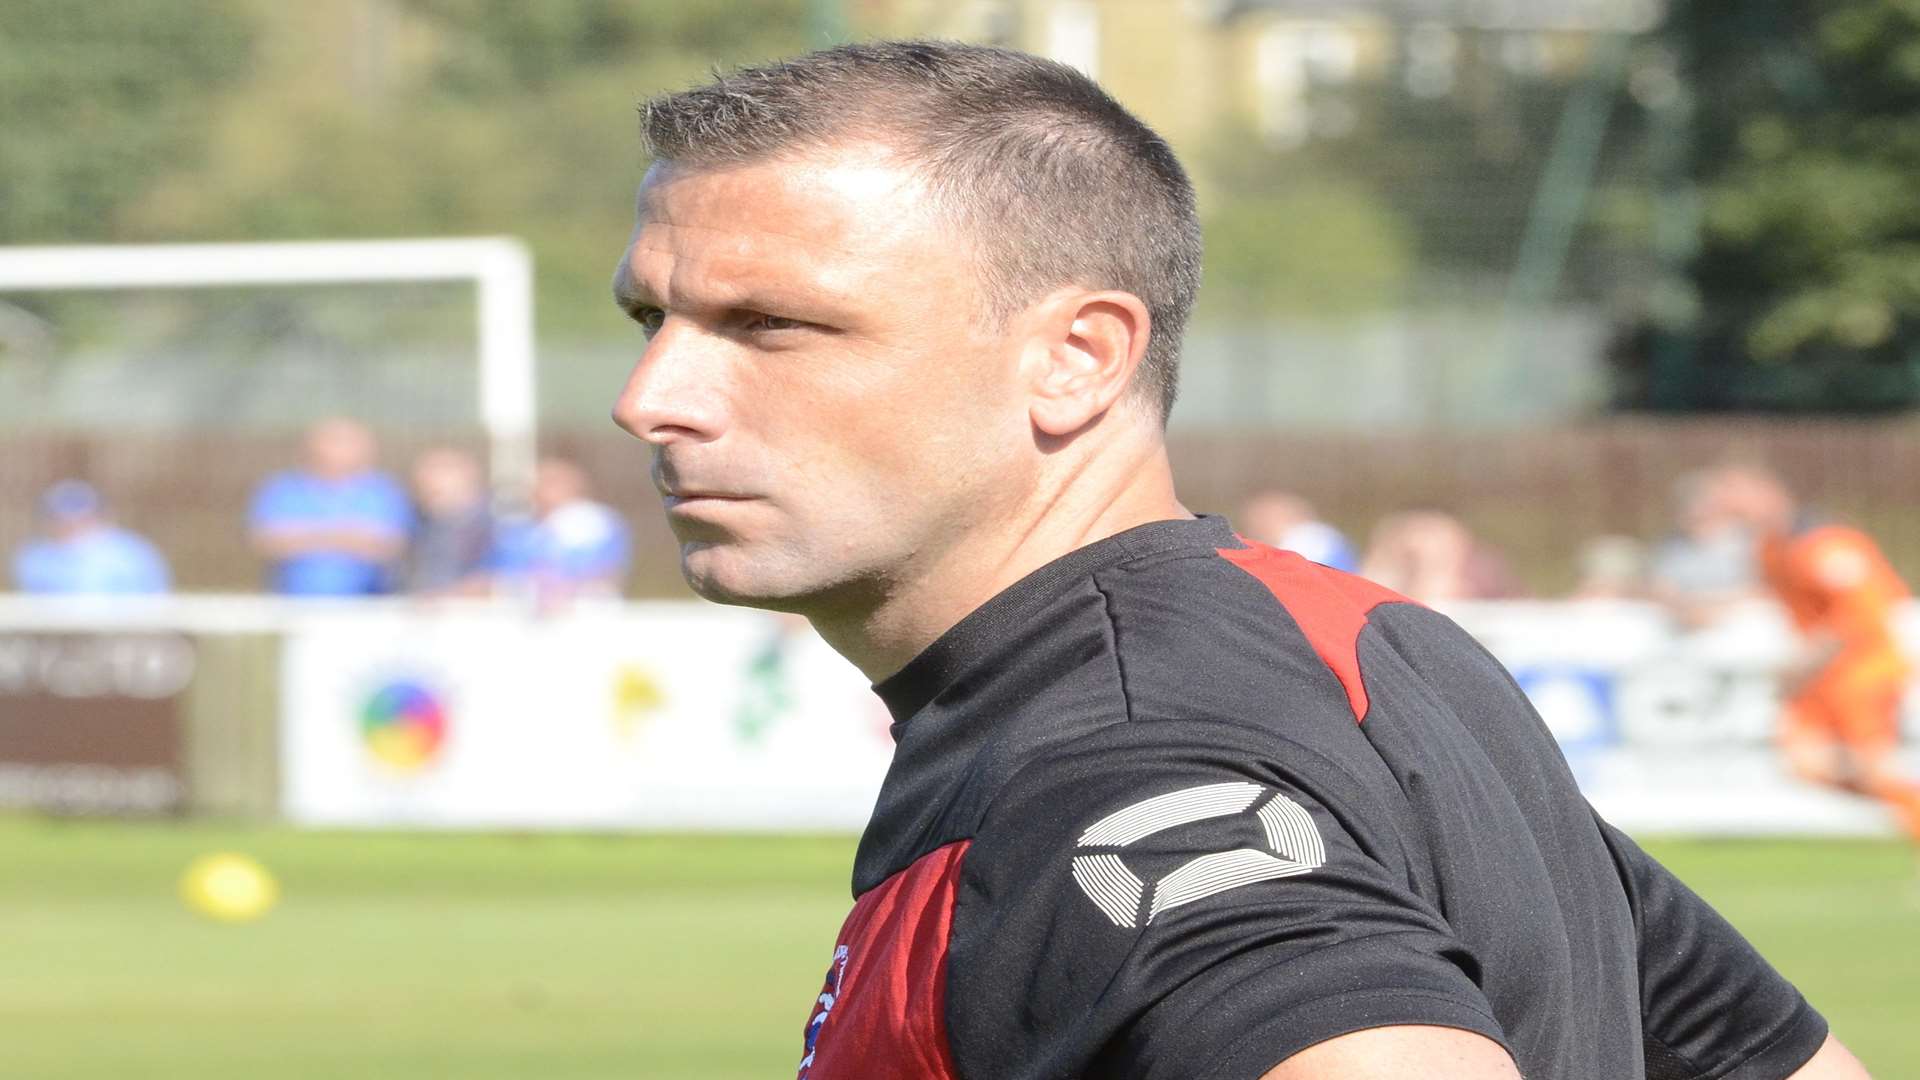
[2,818,1913,1078]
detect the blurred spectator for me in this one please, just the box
[248,418,411,596]
[1648,469,1760,627]
[1361,508,1525,604]
[1714,463,1920,846]
[11,480,170,595]
[401,447,496,596]
[1568,535,1649,601]
[1238,491,1358,572]
[495,457,631,604]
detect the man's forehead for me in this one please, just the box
[622,145,948,302]
[637,146,930,242]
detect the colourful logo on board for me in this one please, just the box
[611,662,666,742]
[359,678,448,772]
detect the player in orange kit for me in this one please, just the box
[1715,464,1920,846]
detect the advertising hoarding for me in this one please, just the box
[0,631,195,814]
[280,604,891,829]
[279,600,1920,835]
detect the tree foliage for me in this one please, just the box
[1198,179,1414,320]
[1643,1,1920,411]
[1194,30,1610,322]
[0,0,254,242]
[0,0,811,337]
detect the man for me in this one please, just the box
[1238,492,1357,573]
[248,417,410,596]
[1650,469,1763,628]
[11,480,170,595]
[400,447,495,596]
[1568,534,1649,602]
[1359,507,1525,605]
[492,456,631,606]
[612,42,1864,1080]
[1715,464,1920,845]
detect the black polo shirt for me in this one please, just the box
[796,516,1826,1080]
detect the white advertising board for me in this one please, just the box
[280,603,893,829]
[1453,600,1920,836]
[279,599,1920,835]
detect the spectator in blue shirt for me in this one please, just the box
[249,418,411,596]
[12,480,171,595]
[1239,490,1359,573]
[494,456,631,607]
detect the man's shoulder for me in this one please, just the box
[990,714,1378,812]
[95,526,156,551]
[551,500,628,541]
[1786,523,1901,595]
[1099,538,1418,641]
[1094,540,1432,726]
[12,539,63,584]
[536,502,630,571]
[1794,520,1874,551]
[252,470,311,503]
[344,470,409,505]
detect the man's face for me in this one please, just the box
[47,514,100,542]
[307,420,375,481]
[1710,469,1793,533]
[610,145,1034,614]
[532,460,585,519]
[412,451,482,516]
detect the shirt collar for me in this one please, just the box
[871,514,1237,729]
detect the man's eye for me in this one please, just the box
[748,313,805,333]
[635,307,666,335]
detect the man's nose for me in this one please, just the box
[611,320,727,445]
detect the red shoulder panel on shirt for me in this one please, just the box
[797,841,967,1080]
[1217,540,1412,723]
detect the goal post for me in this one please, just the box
[0,238,537,504]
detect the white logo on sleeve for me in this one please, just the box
[1068,781,1325,928]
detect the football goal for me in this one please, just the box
[0,237,536,500]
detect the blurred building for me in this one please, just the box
[858,0,1669,432]
[868,0,1662,151]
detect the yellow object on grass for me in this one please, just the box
[179,852,280,923]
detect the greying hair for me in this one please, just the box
[642,40,1203,422]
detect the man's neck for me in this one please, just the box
[812,442,1189,682]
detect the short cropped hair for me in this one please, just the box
[642,40,1203,423]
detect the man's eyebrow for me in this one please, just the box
[616,274,854,322]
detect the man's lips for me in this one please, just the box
[661,489,755,508]
[653,458,755,505]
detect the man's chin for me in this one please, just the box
[678,544,809,612]
[681,573,798,612]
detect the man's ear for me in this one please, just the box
[1022,289,1152,438]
